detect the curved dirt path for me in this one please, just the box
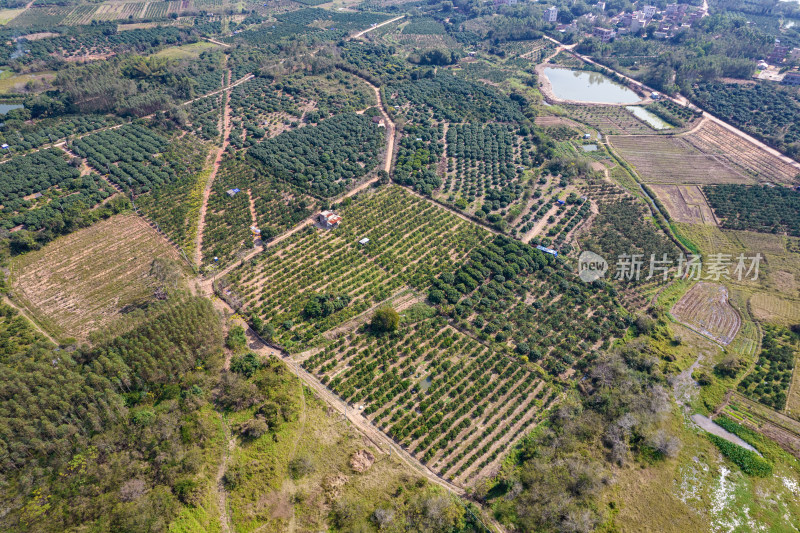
[195,67,234,267]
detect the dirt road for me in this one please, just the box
[195,67,234,266]
[351,15,404,39]
[3,296,59,346]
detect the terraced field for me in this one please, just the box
[684,121,800,186]
[750,292,800,325]
[564,105,655,135]
[671,282,741,345]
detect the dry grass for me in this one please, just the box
[651,184,717,225]
[9,214,181,341]
[609,135,753,185]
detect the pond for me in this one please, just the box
[581,144,598,152]
[0,103,23,115]
[691,414,762,455]
[543,66,642,104]
[418,375,433,393]
[625,105,672,130]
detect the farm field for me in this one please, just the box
[534,115,586,130]
[671,282,741,345]
[301,312,554,487]
[0,8,24,24]
[609,135,752,185]
[650,184,717,225]
[750,292,800,326]
[439,123,524,215]
[0,70,55,94]
[151,40,222,60]
[247,112,384,198]
[738,325,797,410]
[683,121,800,186]
[227,186,489,351]
[723,392,800,457]
[8,214,182,341]
[563,105,656,135]
[671,223,800,301]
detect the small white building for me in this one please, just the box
[544,6,558,23]
[359,237,370,245]
[318,210,342,229]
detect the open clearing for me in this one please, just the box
[671,282,741,345]
[650,184,717,225]
[9,214,181,341]
[151,40,222,60]
[609,135,753,185]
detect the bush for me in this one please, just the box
[289,456,315,479]
[239,416,269,439]
[230,352,263,378]
[226,325,247,350]
[714,355,742,378]
[707,434,773,476]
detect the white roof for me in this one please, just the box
[359,238,370,244]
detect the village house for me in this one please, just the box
[318,210,342,229]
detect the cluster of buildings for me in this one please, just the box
[756,40,800,85]
[540,2,707,40]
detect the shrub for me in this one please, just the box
[707,434,773,477]
[289,456,315,479]
[226,325,247,350]
[230,352,263,378]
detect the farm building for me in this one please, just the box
[536,244,558,257]
[226,188,241,197]
[318,210,342,229]
[359,238,370,245]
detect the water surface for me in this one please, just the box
[691,414,762,455]
[0,104,23,115]
[626,105,672,129]
[543,67,641,104]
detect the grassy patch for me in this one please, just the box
[152,41,222,60]
[0,70,55,94]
